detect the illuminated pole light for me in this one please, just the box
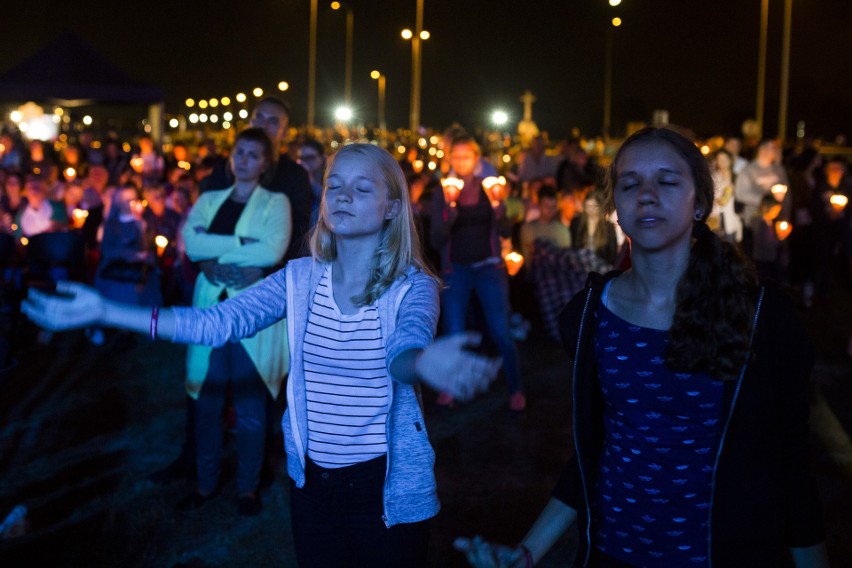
[238,109,249,119]
[210,114,219,123]
[419,30,430,40]
[370,70,380,80]
[253,87,264,97]
[222,121,231,129]
[199,114,208,123]
[220,96,231,106]
[278,81,289,91]
[82,115,93,126]
[401,29,413,40]
[199,100,209,109]
[10,111,22,123]
[334,106,353,122]
[612,16,622,26]
[189,113,199,124]
[223,111,233,121]
[609,0,622,5]
[236,92,247,103]
[169,118,179,128]
[185,98,195,107]
[330,0,340,8]
[492,110,509,126]
[54,107,64,116]
[209,98,219,108]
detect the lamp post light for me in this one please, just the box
[777,0,792,141]
[331,2,355,107]
[603,16,622,141]
[308,0,318,132]
[371,70,387,139]
[401,0,428,138]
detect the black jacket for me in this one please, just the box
[553,272,825,567]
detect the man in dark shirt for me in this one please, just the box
[201,97,312,262]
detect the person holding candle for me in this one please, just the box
[23,142,499,564]
[750,193,785,283]
[95,183,161,308]
[735,138,789,252]
[809,157,851,301]
[431,135,526,411]
[455,127,827,568]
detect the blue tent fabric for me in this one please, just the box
[0,32,163,105]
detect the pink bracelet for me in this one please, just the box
[518,544,533,568]
[150,306,159,341]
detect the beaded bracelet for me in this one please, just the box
[150,306,159,341]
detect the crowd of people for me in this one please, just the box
[6,99,852,566]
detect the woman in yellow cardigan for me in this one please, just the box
[180,128,291,516]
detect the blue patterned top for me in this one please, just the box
[592,301,724,567]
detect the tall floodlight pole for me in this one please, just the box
[756,0,768,138]
[777,0,792,141]
[411,0,424,136]
[308,0,318,131]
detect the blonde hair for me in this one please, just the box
[309,143,437,305]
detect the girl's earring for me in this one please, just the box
[693,210,703,221]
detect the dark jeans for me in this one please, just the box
[441,262,522,393]
[196,341,266,495]
[290,456,430,568]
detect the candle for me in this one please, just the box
[72,208,89,229]
[482,176,508,206]
[64,167,76,180]
[504,251,524,276]
[829,194,848,213]
[155,235,169,257]
[130,157,144,173]
[441,177,464,207]
[770,184,787,203]
[775,220,792,241]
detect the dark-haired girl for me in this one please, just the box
[456,127,828,567]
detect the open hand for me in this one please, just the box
[22,281,106,331]
[454,536,524,568]
[415,333,501,401]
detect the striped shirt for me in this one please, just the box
[303,266,389,468]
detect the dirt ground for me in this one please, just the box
[1,286,851,567]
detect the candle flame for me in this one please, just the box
[829,194,848,211]
[504,251,524,276]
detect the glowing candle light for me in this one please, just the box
[155,235,169,257]
[482,176,508,206]
[504,251,525,276]
[775,220,792,241]
[441,177,464,207]
[64,167,76,180]
[72,208,89,228]
[829,194,848,213]
[770,184,788,202]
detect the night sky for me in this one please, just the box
[2,0,851,139]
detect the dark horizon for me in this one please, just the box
[1,0,851,140]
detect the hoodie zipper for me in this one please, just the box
[573,287,595,567]
[707,287,764,568]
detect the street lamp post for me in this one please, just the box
[371,70,387,139]
[777,0,792,141]
[756,0,768,138]
[603,16,621,141]
[401,0,427,137]
[331,2,354,107]
[308,0,318,132]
